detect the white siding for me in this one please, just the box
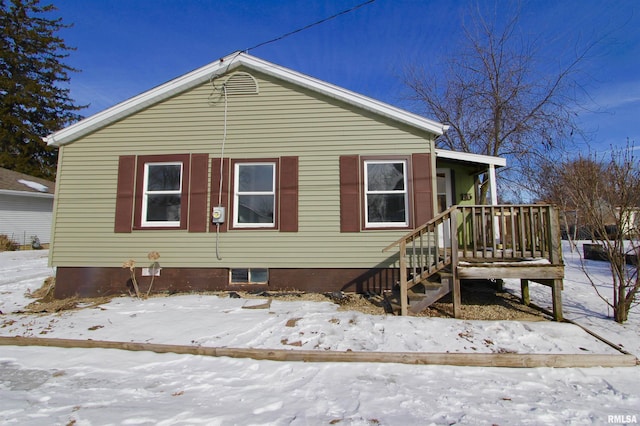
[0,194,53,245]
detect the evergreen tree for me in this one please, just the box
[0,0,84,179]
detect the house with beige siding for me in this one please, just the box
[45,52,510,301]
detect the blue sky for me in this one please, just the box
[54,0,639,153]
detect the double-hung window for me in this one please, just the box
[364,159,409,228]
[233,162,276,228]
[141,162,183,227]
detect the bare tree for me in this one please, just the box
[540,143,639,323]
[404,3,595,202]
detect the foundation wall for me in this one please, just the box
[54,267,400,298]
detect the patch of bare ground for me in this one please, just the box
[21,278,549,321]
[416,283,551,321]
[211,282,550,321]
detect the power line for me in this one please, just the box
[246,0,376,52]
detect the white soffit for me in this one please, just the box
[45,52,447,147]
[435,149,507,168]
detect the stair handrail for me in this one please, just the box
[383,205,459,316]
[382,205,459,253]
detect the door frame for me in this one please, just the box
[436,168,453,247]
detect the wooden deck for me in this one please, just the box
[384,205,565,320]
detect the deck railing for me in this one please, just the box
[384,204,562,315]
[458,204,562,263]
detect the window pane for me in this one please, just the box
[237,195,274,223]
[147,164,182,191]
[238,164,274,192]
[231,269,249,283]
[146,195,181,221]
[367,162,404,191]
[250,268,269,283]
[367,194,406,223]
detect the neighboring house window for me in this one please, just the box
[232,161,276,228]
[141,162,183,227]
[364,160,409,228]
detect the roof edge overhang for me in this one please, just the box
[0,189,54,198]
[45,52,447,147]
[435,149,507,168]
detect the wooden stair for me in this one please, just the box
[383,204,564,318]
[384,271,453,315]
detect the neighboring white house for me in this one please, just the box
[0,168,55,247]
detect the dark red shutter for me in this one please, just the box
[210,157,229,232]
[280,156,299,232]
[412,153,434,226]
[339,155,360,232]
[188,154,209,232]
[114,155,136,233]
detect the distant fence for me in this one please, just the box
[0,233,46,250]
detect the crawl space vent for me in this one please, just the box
[224,72,259,96]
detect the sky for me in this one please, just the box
[51,0,640,154]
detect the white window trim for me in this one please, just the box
[364,159,409,228]
[233,162,276,228]
[141,161,183,228]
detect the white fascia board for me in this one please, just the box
[435,148,507,168]
[0,189,54,199]
[45,56,239,147]
[46,52,447,147]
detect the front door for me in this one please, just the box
[436,169,453,247]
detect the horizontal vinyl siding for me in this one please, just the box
[51,70,434,269]
[0,194,53,244]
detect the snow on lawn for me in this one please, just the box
[0,243,639,425]
[503,243,640,357]
[0,250,54,314]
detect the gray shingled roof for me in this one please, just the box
[0,168,55,195]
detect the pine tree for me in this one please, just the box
[0,0,84,179]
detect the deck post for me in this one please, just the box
[521,279,530,306]
[450,211,461,318]
[399,240,408,316]
[548,207,563,265]
[552,279,563,321]
[452,274,461,318]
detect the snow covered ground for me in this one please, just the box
[0,242,638,425]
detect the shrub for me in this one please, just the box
[0,235,18,252]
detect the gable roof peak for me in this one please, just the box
[45,52,448,147]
